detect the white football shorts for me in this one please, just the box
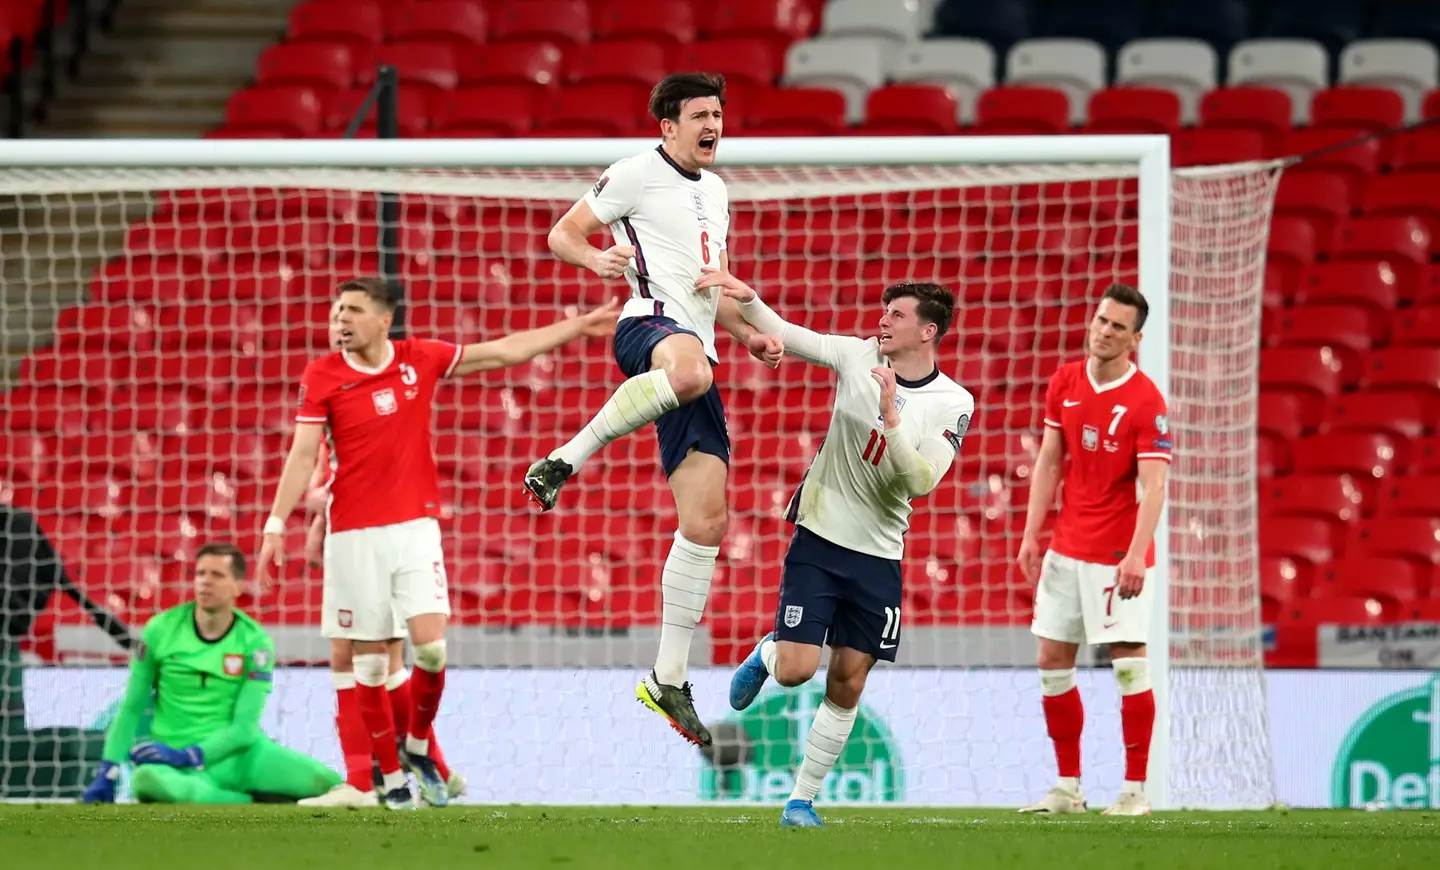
[1030,550,1153,646]
[322,517,451,641]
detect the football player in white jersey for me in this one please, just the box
[700,269,974,827]
[522,73,784,748]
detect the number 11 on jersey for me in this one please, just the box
[862,429,887,466]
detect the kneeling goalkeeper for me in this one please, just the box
[81,542,340,804]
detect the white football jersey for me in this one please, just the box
[585,146,730,361]
[738,298,974,560]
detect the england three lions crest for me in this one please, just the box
[876,395,905,426]
[783,605,804,628]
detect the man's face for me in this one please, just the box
[327,299,344,351]
[1088,298,1141,362]
[335,290,390,351]
[878,296,931,356]
[665,96,723,169]
[193,554,241,612]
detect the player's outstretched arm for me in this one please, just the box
[258,423,325,590]
[451,297,620,377]
[1017,427,1065,583]
[696,268,858,370]
[83,621,160,801]
[714,252,784,369]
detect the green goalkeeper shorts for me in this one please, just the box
[130,737,339,804]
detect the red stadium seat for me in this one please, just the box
[1266,216,1318,300]
[687,38,780,91]
[1274,171,1352,254]
[1332,217,1431,301]
[1260,516,1338,564]
[703,0,816,55]
[325,85,433,136]
[1325,392,1429,441]
[592,0,696,48]
[1259,347,1351,427]
[1360,347,1440,422]
[1085,87,1181,134]
[1281,128,1382,204]
[288,1,382,48]
[1410,436,1440,475]
[1376,476,1440,518]
[1282,596,1389,627]
[565,40,669,88]
[386,1,487,49]
[1350,517,1440,564]
[1311,86,1406,135]
[743,87,847,135]
[1363,172,1440,254]
[1258,389,1308,440]
[224,86,325,138]
[54,304,155,352]
[1170,129,1268,167]
[1260,557,1308,620]
[1271,306,1372,370]
[456,40,563,89]
[1393,128,1440,174]
[974,86,1069,134]
[1290,432,1401,480]
[374,42,458,91]
[489,0,591,46]
[1294,260,1401,315]
[1426,90,1440,121]
[432,85,541,137]
[1313,558,1424,603]
[536,82,652,136]
[858,84,959,135]
[254,42,356,93]
[1390,305,1440,347]
[1258,473,1365,523]
[1199,86,1291,154]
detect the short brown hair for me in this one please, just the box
[338,277,398,314]
[649,73,726,122]
[882,282,957,344]
[196,542,246,580]
[1101,282,1149,332]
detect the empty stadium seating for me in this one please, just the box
[9,0,1440,668]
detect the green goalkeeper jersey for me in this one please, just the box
[101,602,276,765]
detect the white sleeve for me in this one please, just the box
[736,295,870,370]
[584,157,645,225]
[883,397,973,498]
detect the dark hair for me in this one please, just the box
[196,542,246,580]
[1101,282,1149,332]
[649,73,726,122]
[338,277,398,314]
[882,282,956,344]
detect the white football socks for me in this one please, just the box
[552,369,679,471]
[759,636,778,675]
[790,698,858,803]
[653,531,718,686]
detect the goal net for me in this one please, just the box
[0,137,1278,809]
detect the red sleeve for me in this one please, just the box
[1042,366,1067,430]
[417,339,462,380]
[295,360,329,425]
[1135,387,1172,463]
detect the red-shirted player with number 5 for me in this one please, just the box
[1016,283,1171,818]
[256,277,618,810]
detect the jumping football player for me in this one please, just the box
[707,270,975,827]
[259,278,617,809]
[522,73,784,749]
[1017,283,1170,817]
[82,543,340,804]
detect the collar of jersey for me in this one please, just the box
[191,607,238,645]
[655,145,701,182]
[343,340,395,375]
[894,366,940,389]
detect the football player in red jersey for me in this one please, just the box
[1016,283,1171,817]
[257,277,617,810]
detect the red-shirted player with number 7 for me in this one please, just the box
[1016,283,1171,818]
[256,277,618,810]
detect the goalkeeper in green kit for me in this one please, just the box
[81,543,340,804]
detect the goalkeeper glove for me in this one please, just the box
[82,761,119,804]
[130,742,204,769]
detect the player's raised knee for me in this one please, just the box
[129,765,167,803]
[664,358,713,404]
[771,656,816,688]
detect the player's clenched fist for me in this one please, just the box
[585,244,635,279]
[746,333,784,369]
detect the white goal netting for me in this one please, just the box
[0,154,1279,808]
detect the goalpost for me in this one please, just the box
[0,136,1278,809]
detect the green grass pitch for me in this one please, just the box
[1,805,1437,869]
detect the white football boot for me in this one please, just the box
[298,783,379,808]
[1019,782,1088,814]
[1102,790,1152,816]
